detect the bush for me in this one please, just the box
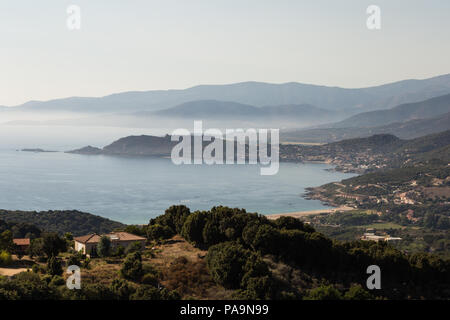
[0,272,56,300]
[120,252,143,281]
[149,205,191,235]
[344,284,374,300]
[71,283,115,300]
[147,224,173,241]
[181,211,209,247]
[206,242,249,289]
[47,256,63,276]
[130,285,180,300]
[125,241,143,254]
[31,264,46,274]
[113,245,125,257]
[0,250,12,266]
[110,279,134,300]
[67,253,82,267]
[141,273,159,286]
[241,276,274,300]
[50,275,65,286]
[303,285,343,300]
[274,216,315,233]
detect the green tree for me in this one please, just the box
[47,255,63,276]
[120,252,143,281]
[40,233,67,258]
[124,225,147,237]
[110,279,133,300]
[181,211,209,247]
[0,230,14,251]
[274,216,315,233]
[206,242,250,289]
[97,236,111,257]
[0,250,12,266]
[147,224,173,241]
[64,232,73,241]
[149,205,191,235]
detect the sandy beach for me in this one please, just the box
[266,206,353,220]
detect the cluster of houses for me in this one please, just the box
[11,232,146,257]
[360,231,402,242]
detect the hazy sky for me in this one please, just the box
[1,0,450,106]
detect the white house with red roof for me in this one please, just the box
[74,232,146,255]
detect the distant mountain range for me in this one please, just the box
[329,93,450,128]
[4,74,450,114]
[152,100,336,121]
[282,94,450,143]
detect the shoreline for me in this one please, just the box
[266,206,353,220]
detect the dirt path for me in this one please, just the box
[0,267,29,277]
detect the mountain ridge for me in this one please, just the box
[5,74,450,114]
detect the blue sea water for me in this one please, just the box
[0,150,356,224]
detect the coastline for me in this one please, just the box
[266,206,353,220]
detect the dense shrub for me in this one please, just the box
[147,224,173,241]
[110,279,134,300]
[274,216,315,233]
[0,250,12,266]
[303,285,343,300]
[120,252,143,281]
[130,286,180,300]
[206,242,249,289]
[0,272,57,300]
[149,205,191,235]
[181,211,209,247]
[162,256,216,297]
[30,233,66,259]
[47,256,63,276]
[344,285,374,300]
[206,241,272,295]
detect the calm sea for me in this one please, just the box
[0,125,356,224]
[0,150,356,224]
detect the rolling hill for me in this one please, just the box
[331,93,450,128]
[153,100,335,120]
[281,94,450,143]
[281,111,450,143]
[4,74,450,114]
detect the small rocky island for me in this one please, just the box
[21,148,57,153]
[66,145,103,155]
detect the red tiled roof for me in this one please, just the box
[107,232,146,241]
[73,234,101,244]
[74,232,145,244]
[13,238,30,246]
